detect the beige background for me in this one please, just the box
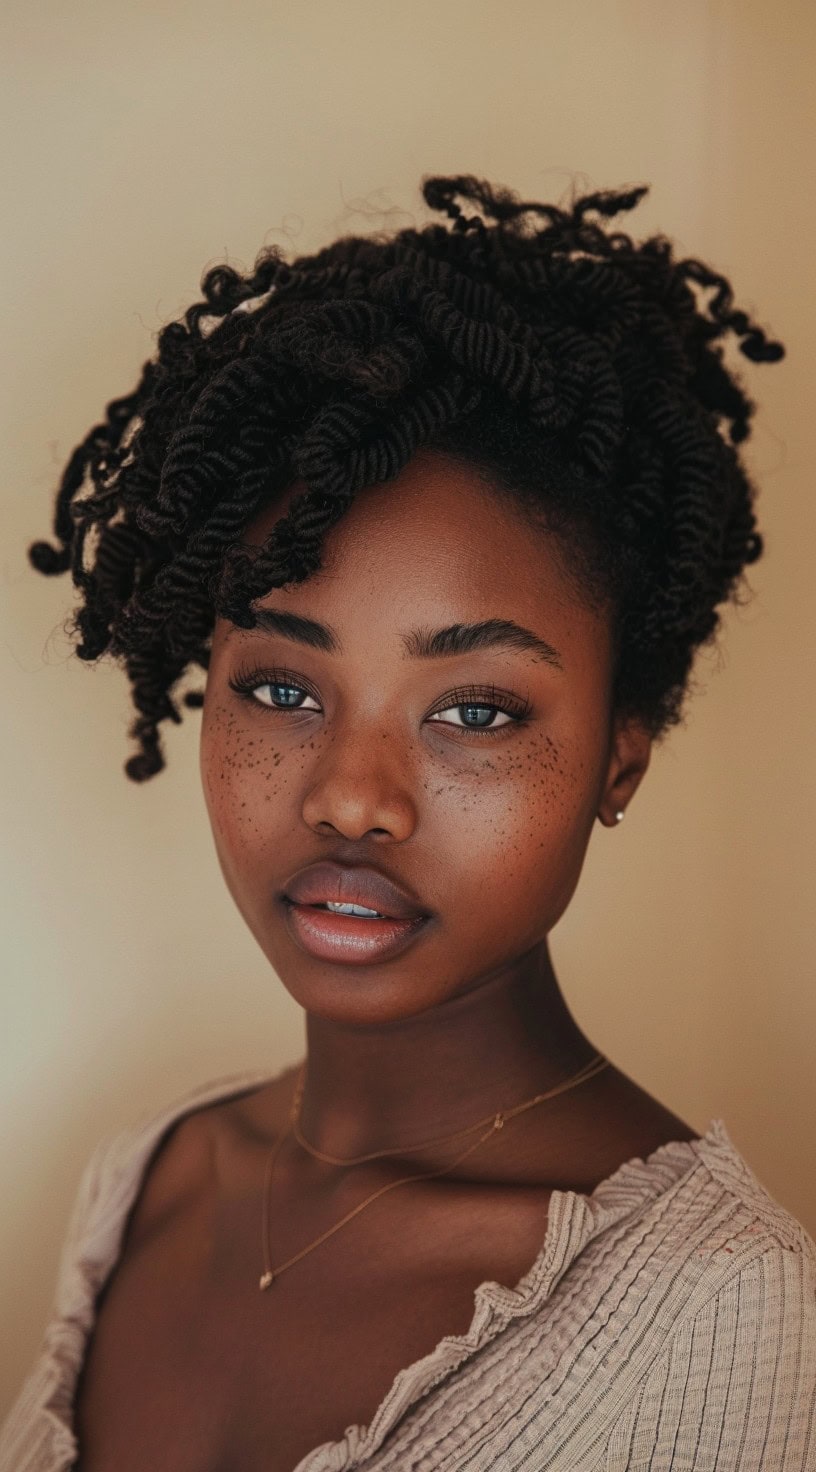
[2,0,814,1414]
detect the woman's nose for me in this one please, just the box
[300,726,418,842]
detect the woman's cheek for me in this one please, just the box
[440,728,591,926]
[201,704,278,852]
[508,728,601,921]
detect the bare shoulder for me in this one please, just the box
[122,1063,299,1255]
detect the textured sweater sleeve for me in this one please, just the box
[606,1244,816,1470]
[0,1135,111,1472]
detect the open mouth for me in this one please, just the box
[282,896,430,964]
[280,861,431,964]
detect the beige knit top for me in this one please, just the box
[1,1068,815,1471]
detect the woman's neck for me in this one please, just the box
[299,945,598,1160]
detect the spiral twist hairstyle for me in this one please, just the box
[29,173,783,781]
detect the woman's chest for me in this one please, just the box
[72,1186,550,1472]
[74,1279,462,1472]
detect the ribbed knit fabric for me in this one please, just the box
[1,1068,814,1471]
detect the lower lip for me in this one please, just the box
[283,901,430,965]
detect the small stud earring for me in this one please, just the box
[615,810,625,823]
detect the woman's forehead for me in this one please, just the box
[226,450,608,654]
[247,452,552,573]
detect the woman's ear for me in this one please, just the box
[597,714,652,827]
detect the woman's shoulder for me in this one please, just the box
[116,1062,299,1254]
[493,1122,816,1467]
[53,1063,292,1304]
[583,1112,816,1281]
[611,1129,816,1465]
[534,1105,816,1375]
[690,1120,816,1264]
[575,1068,814,1269]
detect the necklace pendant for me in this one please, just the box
[494,1113,505,1130]
[259,1271,275,1291]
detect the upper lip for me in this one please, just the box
[283,862,429,921]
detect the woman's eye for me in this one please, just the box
[426,685,530,733]
[254,683,319,710]
[428,703,515,730]
[230,675,321,711]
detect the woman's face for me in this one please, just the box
[201,450,650,1025]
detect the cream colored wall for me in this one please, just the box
[2,0,814,1412]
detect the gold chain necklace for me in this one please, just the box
[259,1052,609,1291]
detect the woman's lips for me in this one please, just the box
[283,861,427,921]
[281,861,432,965]
[282,899,430,965]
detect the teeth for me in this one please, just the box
[324,901,384,918]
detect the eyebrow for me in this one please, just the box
[402,619,562,668]
[235,608,562,669]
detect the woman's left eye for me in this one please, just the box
[427,690,528,732]
[428,704,513,730]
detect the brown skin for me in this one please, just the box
[73,451,697,1472]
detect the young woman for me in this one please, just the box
[3,175,814,1472]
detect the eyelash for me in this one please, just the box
[227,666,531,735]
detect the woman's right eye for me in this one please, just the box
[254,683,319,710]
[229,671,321,711]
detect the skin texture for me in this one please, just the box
[73,451,698,1472]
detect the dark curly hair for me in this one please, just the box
[29,174,783,781]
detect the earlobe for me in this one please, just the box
[597,715,652,827]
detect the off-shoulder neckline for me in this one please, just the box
[44,1067,745,1472]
